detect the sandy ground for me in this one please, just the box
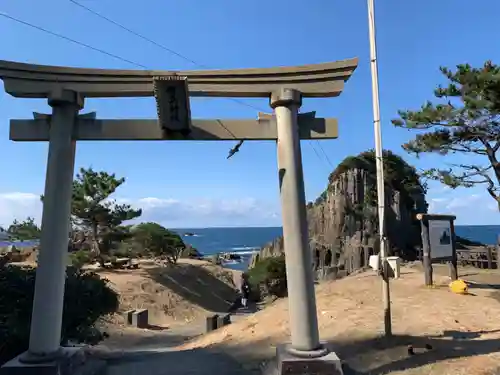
[176,266,500,375]
[13,253,500,373]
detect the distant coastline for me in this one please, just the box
[1,224,497,258]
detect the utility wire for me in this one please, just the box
[309,141,330,169]
[315,140,334,168]
[68,0,264,116]
[0,12,147,68]
[68,0,202,68]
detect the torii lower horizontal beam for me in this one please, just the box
[10,117,338,141]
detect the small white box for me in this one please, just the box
[369,255,380,272]
[387,256,401,279]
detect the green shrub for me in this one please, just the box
[69,249,94,268]
[180,246,203,259]
[0,266,119,365]
[247,256,287,300]
[131,223,186,262]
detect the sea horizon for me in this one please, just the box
[1,225,498,272]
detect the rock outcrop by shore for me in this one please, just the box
[250,150,428,277]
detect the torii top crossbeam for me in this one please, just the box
[0,58,358,98]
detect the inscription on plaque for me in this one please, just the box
[153,75,192,137]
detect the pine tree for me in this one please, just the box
[393,61,500,210]
[43,168,142,262]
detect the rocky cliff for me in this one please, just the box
[250,150,428,277]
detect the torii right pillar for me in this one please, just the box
[266,88,343,375]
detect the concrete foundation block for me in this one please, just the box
[263,344,343,375]
[216,313,231,328]
[123,309,136,325]
[131,309,148,328]
[0,347,106,375]
[206,314,219,333]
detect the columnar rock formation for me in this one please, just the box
[250,150,428,278]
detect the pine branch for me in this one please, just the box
[393,60,500,210]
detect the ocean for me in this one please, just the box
[175,227,283,271]
[177,225,500,271]
[2,225,498,271]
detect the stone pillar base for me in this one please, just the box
[0,347,105,375]
[263,344,344,375]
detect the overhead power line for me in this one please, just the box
[68,0,262,114]
[315,140,334,168]
[68,0,203,68]
[0,12,147,68]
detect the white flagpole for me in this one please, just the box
[367,0,392,336]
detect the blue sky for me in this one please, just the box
[0,0,499,228]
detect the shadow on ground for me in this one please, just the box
[145,264,238,313]
[99,328,202,351]
[98,347,254,375]
[469,283,500,290]
[200,330,500,375]
[92,329,500,374]
[333,332,500,374]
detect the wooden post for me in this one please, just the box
[487,247,493,270]
[449,220,458,281]
[332,246,338,279]
[420,220,433,286]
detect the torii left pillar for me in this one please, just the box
[25,90,80,360]
[1,90,93,374]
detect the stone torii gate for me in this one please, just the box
[0,58,357,375]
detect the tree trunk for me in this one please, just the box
[485,147,500,210]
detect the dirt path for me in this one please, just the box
[92,305,260,375]
[103,347,254,375]
[92,265,500,374]
[98,301,259,352]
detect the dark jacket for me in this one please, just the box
[240,279,250,298]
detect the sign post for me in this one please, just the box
[416,214,458,286]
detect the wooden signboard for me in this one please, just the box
[416,213,458,286]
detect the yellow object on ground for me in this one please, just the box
[449,279,468,294]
